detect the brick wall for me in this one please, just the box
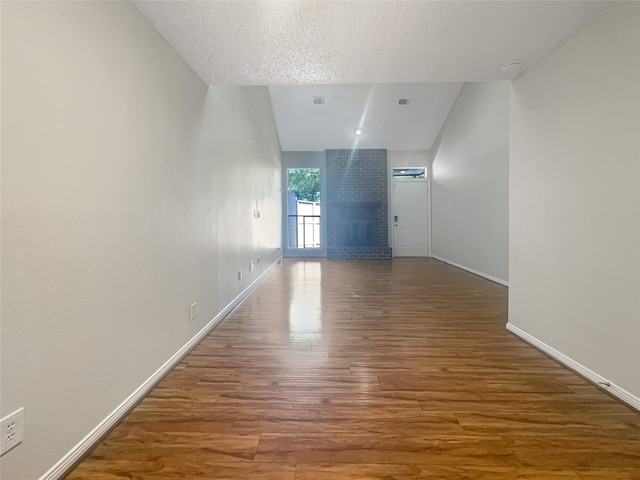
[326,149,392,260]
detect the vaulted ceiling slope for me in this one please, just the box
[134,1,614,151]
[134,1,613,85]
[268,83,463,151]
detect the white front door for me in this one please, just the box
[393,179,429,257]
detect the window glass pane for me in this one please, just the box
[393,167,426,179]
[287,168,321,249]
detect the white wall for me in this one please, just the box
[431,82,509,283]
[509,2,640,401]
[0,2,281,479]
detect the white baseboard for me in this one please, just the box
[39,258,281,480]
[506,323,640,412]
[430,255,509,287]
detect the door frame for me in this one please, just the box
[390,170,431,258]
[281,152,327,258]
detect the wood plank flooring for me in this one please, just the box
[65,259,640,479]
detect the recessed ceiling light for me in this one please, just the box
[355,129,363,135]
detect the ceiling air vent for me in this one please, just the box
[397,98,411,106]
[311,96,327,106]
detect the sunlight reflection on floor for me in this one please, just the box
[288,261,323,344]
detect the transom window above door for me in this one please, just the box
[393,167,426,179]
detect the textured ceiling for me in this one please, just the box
[134,0,614,151]
[268,83,463,151]
[134,1,613,85]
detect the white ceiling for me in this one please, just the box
[134,0,614,151]
[268,83,463,151]
[134,1,612,85]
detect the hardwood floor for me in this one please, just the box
[65,258,640,479]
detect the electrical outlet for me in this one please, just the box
[249,261,255,271]
[237,269,243,281]
[1,408,24,456]
[257,256,261,265]
[190,303,197,321]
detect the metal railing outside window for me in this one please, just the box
[288,215,321,248]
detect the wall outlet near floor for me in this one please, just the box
[237,269,243,281]
[190,303,197,321]
[249,261,255,271]
[1,408,24,456]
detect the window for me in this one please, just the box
[287,168,321,249]
[393,167,426,179]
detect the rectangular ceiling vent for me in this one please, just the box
[397,98,411,106]
[311,96,327,106]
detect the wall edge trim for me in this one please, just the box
[430,255,508,287]
[506,323,640,412]
[38,257,281,480]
